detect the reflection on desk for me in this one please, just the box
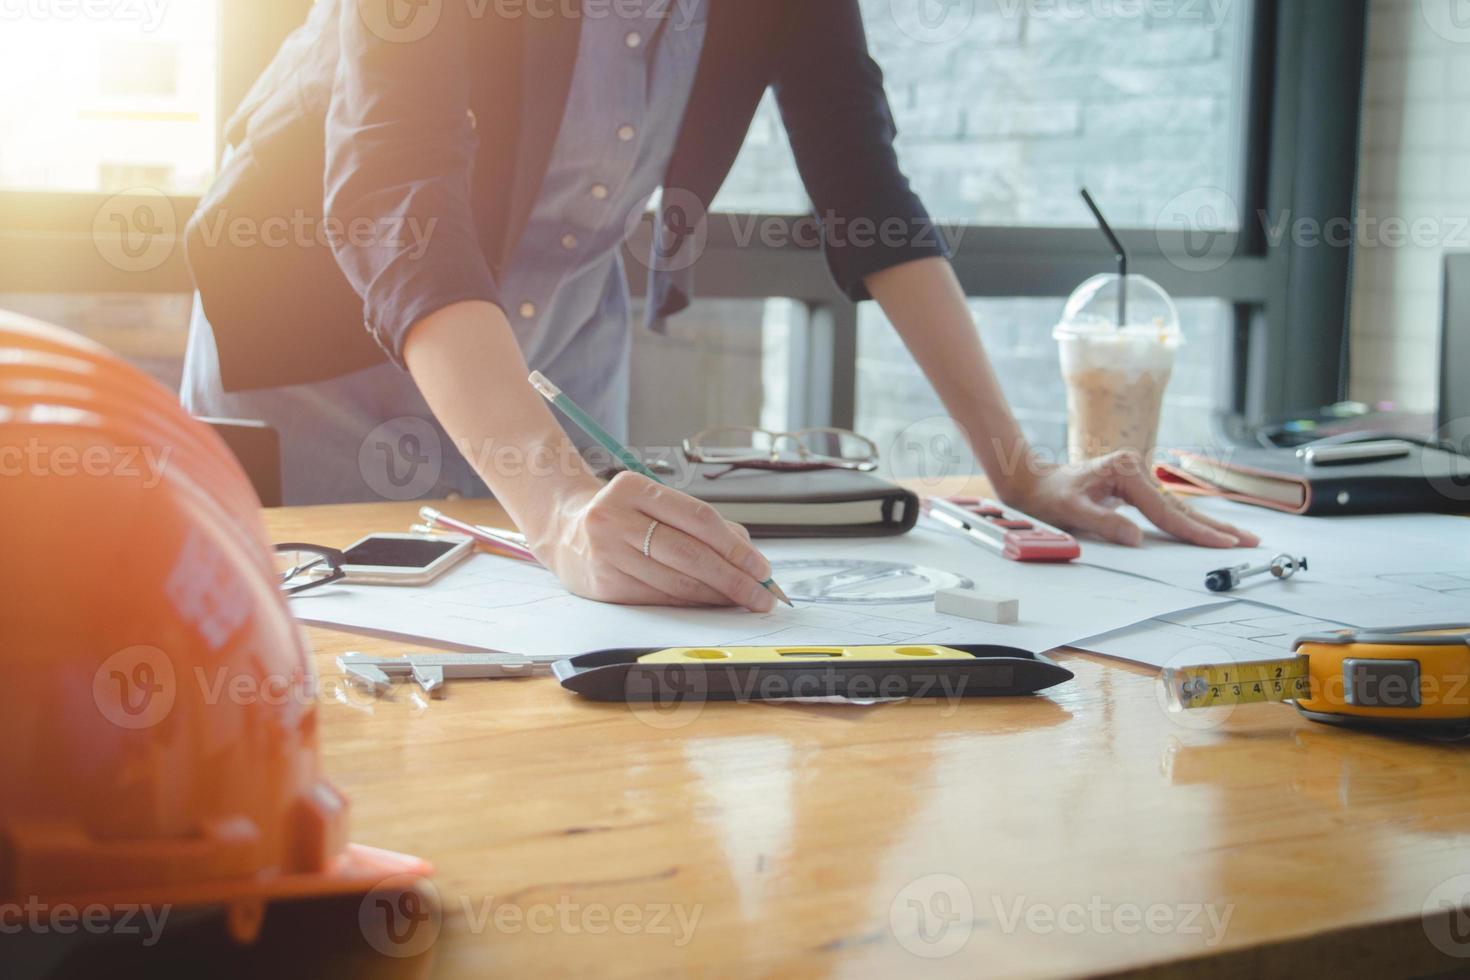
[58,495,1453,980]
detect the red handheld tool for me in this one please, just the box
[923,496,1081,563]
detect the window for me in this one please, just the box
[716,0,1251,229]
[714,0,1256,460]
[0,5,218,195]
[1,1,1354,440]
[875,0,1251,229]
[857,297,1235,478]
[628,298,805,447]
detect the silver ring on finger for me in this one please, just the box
[642,519,661,558]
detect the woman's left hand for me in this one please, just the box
[1006,449,1261,549]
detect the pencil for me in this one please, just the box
[418,506,540,564]
[528,370,792,607]
[413,524,538,563]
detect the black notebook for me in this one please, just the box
[682,465,920,537]
[1156,444,1470,515]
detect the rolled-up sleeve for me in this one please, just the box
[325,0,501,367]
[772,0,950,302]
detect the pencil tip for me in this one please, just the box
[767,582,794,607]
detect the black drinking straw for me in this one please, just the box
[1080,188,1128,329]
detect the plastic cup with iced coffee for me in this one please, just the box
[1053,273,1182,464]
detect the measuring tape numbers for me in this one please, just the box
[1161,625,1470,738]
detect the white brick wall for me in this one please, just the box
[715,0,1248,227]
[1350,0,1470,413]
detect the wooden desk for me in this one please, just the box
[262,498,1470,979]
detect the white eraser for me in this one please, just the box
[936,588,1019,625]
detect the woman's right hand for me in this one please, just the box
[400,304,775,610]
[531,471,777,612]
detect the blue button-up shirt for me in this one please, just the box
[183,1,708,503]
[503,0,708,439]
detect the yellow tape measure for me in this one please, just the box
[1162,625,1470,738]
[1164,657,1312,709]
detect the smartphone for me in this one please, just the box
[1298,439,1413,467]
[339,532,473,586]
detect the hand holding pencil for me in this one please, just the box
[396,304,784,611]
[529,371,791,611]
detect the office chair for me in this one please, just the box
[200,417,283,507]
[1441,251,1470,449]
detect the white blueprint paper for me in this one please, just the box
[1075,603,1350,669]
[291,526,1231,657]
[1077,499,1470,626]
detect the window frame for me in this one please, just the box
[0,0,1365,428]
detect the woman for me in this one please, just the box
[183,0,1256,613]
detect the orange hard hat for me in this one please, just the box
[0,312,430,943]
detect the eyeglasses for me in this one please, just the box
[273,543,346,596]
[682,426,879,477]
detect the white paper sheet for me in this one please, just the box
[1075,602,1350,669]
[291,526,1231,657]
[1077,498,1470,626]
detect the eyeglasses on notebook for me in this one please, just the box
[682,426,879,478]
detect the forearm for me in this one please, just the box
[863,257,1036,499]
[403,300,779,609]
[403,300,597,546]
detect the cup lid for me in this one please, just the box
[1053,274,1182,342]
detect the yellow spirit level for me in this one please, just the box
[1162,625,1470,738]
[554,644,1073,702]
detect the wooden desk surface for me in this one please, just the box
[262,498,1470,980]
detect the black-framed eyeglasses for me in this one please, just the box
[682,426,879,479]
[273,543,347,596]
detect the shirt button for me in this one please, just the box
[518,301,537,319]
[617,124,636,142]
[590,183,609,200]
[624,31,643,48]
[560,233,578,250]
